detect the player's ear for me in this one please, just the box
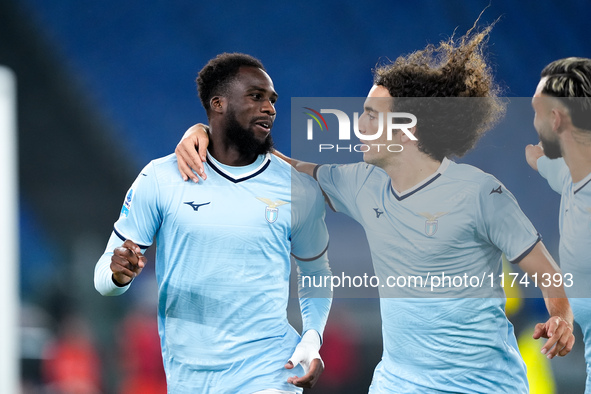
[550,108,564,134]
[210,96,225,114]
[552,106,574,135]
[400,126,418,143]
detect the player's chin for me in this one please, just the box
[252,125,271,140]
[362,151,376,165]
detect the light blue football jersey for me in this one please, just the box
[539,156,591,393]
[98,152,330,394]
[316,158,539,393]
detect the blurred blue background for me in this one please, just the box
[2,0,589,392]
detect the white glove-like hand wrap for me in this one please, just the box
[288,330,323,374]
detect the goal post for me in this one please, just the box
[0,65,19,394]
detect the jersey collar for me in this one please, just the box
[574,170,591,194]
[390,157,451,201]
[206,153,271,183]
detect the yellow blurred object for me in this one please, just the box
[502,254,523,317]
[518,326,557,394]
[502,255,557,393]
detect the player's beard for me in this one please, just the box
[539,134,562,159]
[224,109,274,157]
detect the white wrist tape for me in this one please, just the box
[288,330,323,373]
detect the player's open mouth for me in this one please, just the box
[254,121,272,132]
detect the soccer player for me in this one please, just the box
[525,57,591,393]
[175,28,576,393]
[94,53,333,393]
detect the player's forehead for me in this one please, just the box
[532,76,562,110]
[232,66,276,95]
[533,77,548,98]
[368,84,391,98]
[364,85,393,111]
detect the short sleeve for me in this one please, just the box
[315,163,373,220]
[291,170,329,260]
[476,177,540,263]
[537,156,570,195]
[113,161,162,248]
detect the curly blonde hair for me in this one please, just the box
[373,22,505,161]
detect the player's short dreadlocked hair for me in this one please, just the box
[373,22,505,161]
[197,53,265,111]
[541,57,591,132]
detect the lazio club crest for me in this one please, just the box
[418,211,449,237]
[256,197,290,223]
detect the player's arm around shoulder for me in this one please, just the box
[273,150,319,178]
[175,123,209,183]
[517,242,575,359]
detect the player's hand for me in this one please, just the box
[525,143,545,172]
[175,123,209,182]
[286,358,323,388]
[533,315,575,359]
[285,330,324,388]
[110,239,146,286]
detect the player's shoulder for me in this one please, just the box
[140,153,181,183]
[291,167,324,201]
[267,153,294,177]
[291,171,326,221]
[151,153,178,168]
[271,153,292,169]
[445,161,518,208]
[265,154,321,192]
[444,161,503,190]
[326,161,377,173]
[319,161,382,181]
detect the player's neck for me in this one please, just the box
[562,137,591,183]
[207,134,258,167]
[382,151,442,192]
[207,140,257,167]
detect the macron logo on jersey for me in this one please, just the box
[184,201,210,211]
[373,208,384,218]
[256,197,289,223]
